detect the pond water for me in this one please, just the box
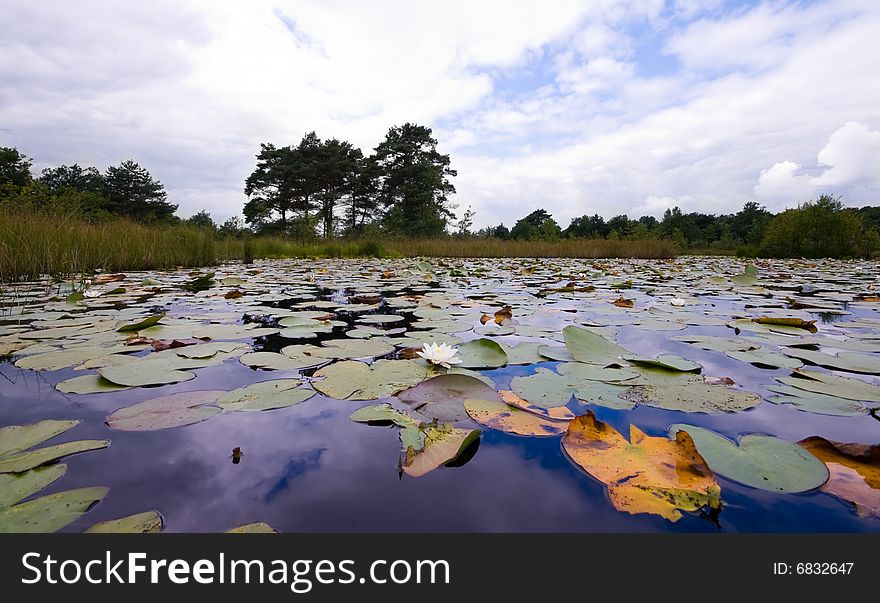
[1,256,879,532]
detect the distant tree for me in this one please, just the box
[103,160,177,222]
[565,214,608,238]
[375,123,456,237]
[244,142,311,234]
[511,209,561,240]
[40,164,105,196]
[606,214,632,238]
[185,210,216,230]
[456,205,475,237]
[313,138,362,238]
[730,201,772,245]
[0,147,33,188]
[218,215,247,238]
[760,195,863,258]
[343,155,381,235]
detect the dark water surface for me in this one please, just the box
[2,258,879,532]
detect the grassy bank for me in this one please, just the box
[1,209,676,281]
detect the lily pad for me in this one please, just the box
[85,510,163,533]
[0,464,67,509]
[106,390,225,431]
[403,425,480,478]
[775,369,880,402]
[98,357,196,387]
[117,313,166,332]
[781,348,880,375]
[55,374,132,394]
[218,379,315,411]
[669,424,828,493]
[669,335,759,352]
[623,354,701,373]
[456,338,507,369]
[799,437,880,518]
[464,399,568,437]
[725,348,804,369]
[309,338,396,360]
[562,325,627,365]
[313,360,428,401]
[397,374,502,422]
[765,385,867,416]
[0,420,110,474]
[498,390,576,420]
[226,522,279,533]
[510,364,637,409]
[563,412,720,522]
[0,487,109,533]
[622,369,761,413]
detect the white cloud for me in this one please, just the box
[753,161,814,208]
[1,0,878,227]
[811,121,880,187]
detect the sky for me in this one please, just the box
[1,0,879,229]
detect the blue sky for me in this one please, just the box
[1,0,878,228]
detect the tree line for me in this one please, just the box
[2,126,879,258]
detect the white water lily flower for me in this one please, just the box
[670,297,686,307]
[416,342,463,368]
[83,288,103,298]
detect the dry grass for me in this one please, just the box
[1,208,676,282]
[386,237,676,259]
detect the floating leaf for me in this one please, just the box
[563,412,720,522]
[775,369,880,402]
[799,437,880,518]
[0,465,67,509]
[55,374,132,395]
[308,338,396,360]
[106,390,225,431]
[464,399,568,437]
[85,510,163,533]
[781,348,880,374]
[349,403,423,429]
[753,316,817,333]
[669,424,828,493]
[499,390,575,420]
[0,487,108,533]
[725,348,803,369]
[313,360,428,400]
[239,352,313,371]
[669,335,759,352]
[226,522,278,534]
[511,364,637,409]
[397,374,501,422]
[623,354,701,373]
[218,379,315,411]
[117,313,166,332]
[765,384,867,416]
[456,338,507,369]
[562,325,626,365]
[403,425,480,478]
[621,369,761,413]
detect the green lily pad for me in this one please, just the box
[397,331,463,347]
[98,357,196,387]
[511,365,636,409]
[357,314,405,325]
[0,464,67,509]
[15,344,147,371]
[313,360,428,400]
[309,338,396,360]
[106,390,225,431]
[775,369,880,402]
[499,342,548,365]
[239,352,313,371]
[85,510,163,533]
[562,325,627,365]
[725,349,804,369]
[456,338,507,369]
[537,345,576,362]
[781,348,880,374]
[117,313,165,332]
[0,420,110,474]
[218,379,315,411]
[226,522,278,534]
[622,370,761,413]
[0,419,80,455]
[669,335,759,352]
[623,354,701,373]
[668,424,828,493]
[349,403,424,429]
[397,374,502,422]
[0,487,109,533]
[55,374,132,395]
[765,385,867,416]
